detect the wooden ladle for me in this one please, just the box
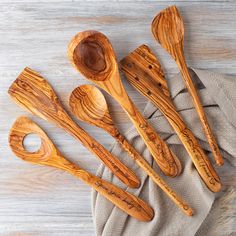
[8,67,140,188]
[69,85,193,216]
[151,5,223,166]
[120,44,221,192]
[68,30,182,178]
[9,116,154,222]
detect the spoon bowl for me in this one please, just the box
[68,30,117,82]
[69,85,115,134]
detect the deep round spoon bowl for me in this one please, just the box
[68,30,117,82]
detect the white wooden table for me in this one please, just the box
[0,1,235,235]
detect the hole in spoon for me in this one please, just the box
[23,133,41,153]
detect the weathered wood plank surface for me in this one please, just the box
[0,1,235,235]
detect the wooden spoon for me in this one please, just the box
[9,116,153,221]
[69,84,193,216]
[67,30,182,178]
[120,44,221,192]
[151,5,223,166]
[8,67,140,188]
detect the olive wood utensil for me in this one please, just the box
[151,5,223,166]
[8,67,140,188]
[67,30,182,178]
[120,44,221,193]
[9,116,153,221]
[69,84,193,216]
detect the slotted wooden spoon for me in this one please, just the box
[120,44,221,192]
[9,116,154,221]
[69,84,193,216]
[8,67,140,188]
[151,5,223,166]
[67,30,182,178]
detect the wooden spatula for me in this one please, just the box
[151,5,223,166]
[9,116,154,221]
[8,67,140,188]
[120,44,221,192]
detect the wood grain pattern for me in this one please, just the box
[121,44,221,192]
[69,84,193,215]
[68,30,182,178]
[69,85,118,137]
[151,5,224,166]
[9,116,154,222]
[1,1,236,235]
[8,67,140,188]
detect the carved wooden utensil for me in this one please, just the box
[9,116,153,221]
[120,44,221,193]
[8,67,140,188]
[151,5,223,166]
[68,30,182,178]
[69,84,193,216]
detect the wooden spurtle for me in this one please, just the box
[67,30,182,178]
[151,6,223,166]
[8,67,140,188]
[69,84,193,216]
[9,116,153,221]
[120,44,221,193]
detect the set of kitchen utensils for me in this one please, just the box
[8,6,223,222]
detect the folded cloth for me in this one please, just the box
[92,68,236,236]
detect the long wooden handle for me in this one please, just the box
[148,94,221,192]
[176,46,223,166]
[68,168,154,221]
[41,156,153,221]
[121,66,221,192]
[51,120,140,189]
[118,96,182,178]
[94,74,181,178]
[112,131,193,216]
[52,157,153,221]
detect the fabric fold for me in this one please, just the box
[92,69,236,236]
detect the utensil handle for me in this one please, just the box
[119,97,181,177]
[24,150,152,222]
[69,168,154,221]
[123,74,221,192]
[151,95,221,192]
[63,121,140,188]
[113,132,193,216]
[134,83,221,192]
[176,46,223,166]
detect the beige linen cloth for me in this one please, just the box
[92,68,236,236]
